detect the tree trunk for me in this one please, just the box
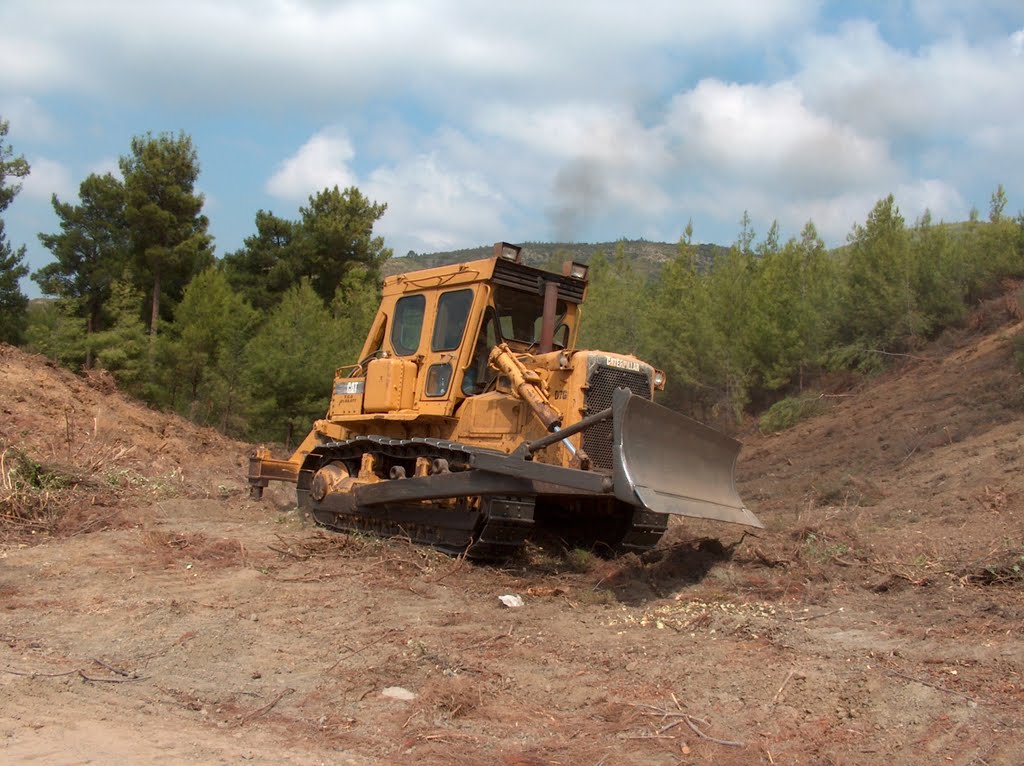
[85,313,95,370]
[150,262,161,337]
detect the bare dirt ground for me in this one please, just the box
[2,305,1023,765]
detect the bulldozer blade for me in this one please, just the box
[611,388,764,529]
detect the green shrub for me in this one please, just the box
[758,394,827,433]
[1013,331,1024,374]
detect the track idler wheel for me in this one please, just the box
[309,462,352,503]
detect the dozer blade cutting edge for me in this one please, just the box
[610,388,764,529]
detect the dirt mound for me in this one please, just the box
[0,343,250,486]
[0,344,251,540]
[738,308,1024,586]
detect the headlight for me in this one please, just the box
[494,241,522,262]
[653,369,666,390]
[566,261,588,280]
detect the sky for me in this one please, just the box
[2,1,1023,298]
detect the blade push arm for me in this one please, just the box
[487,343,590,466]
[488,343,562,429]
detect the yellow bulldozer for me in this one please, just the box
[248,242,762,557]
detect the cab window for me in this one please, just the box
[431,289,474,352]
[462,308,498,395]
[391,295,425,356]
[494,286,568,346]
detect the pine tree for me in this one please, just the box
[839,195,917,348]
[980,184,1022,283]
[702,216,761,419]
[222,210,303,312]
[0,118,30,344]
[747,221,835,392]
[224,187,392,312]
[92,281,151,392]
[646,223,720,418]
[0,221,29,345]
[578,243,649,356]
[23,300,87,366]
[34,172,130,365]
[329,263,382,365]
[162,267,259,434]
[243,280,343,444]
[299,186,391,304]
[910,211,966,332]
[120,131,213,336]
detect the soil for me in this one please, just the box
[2,303,1024,765]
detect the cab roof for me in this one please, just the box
[382,256,587,304]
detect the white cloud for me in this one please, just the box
[367,152,506,253]
[891,179,966,224]
[908,1,1024,38]
[0,36,78,92]
[86,157,121,179]
[476,102,664,169]
[663,79,894,194]
[0,0,816,110]
[666,176,966,249]
[265,128,357,200]
[469,101,672,238]
[796,21,1024,140]
[19,156,75,201]
[3,0,1020,264]
[0,97,61,143]
[775,179,965,243]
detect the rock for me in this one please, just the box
[381,686,417,701]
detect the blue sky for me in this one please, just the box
[2,1,1023,298]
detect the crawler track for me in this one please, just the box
[296,436,666,558]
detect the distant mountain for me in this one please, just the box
[381,239,730,279]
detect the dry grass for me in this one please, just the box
[419,676,485,720]
[135,529,249,569]
[0,446,129,542]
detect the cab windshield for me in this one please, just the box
[493,285,569,347]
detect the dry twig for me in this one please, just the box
[630,702,745,748]
[772,670,796,703]
[683,715,745,747]
[886,670,980,703]
[326,628,399,671]
[78,669,144,684]
[4,662,143,683]
[3,666,80,678]
[91,657,132,677]
[267,544,307,560]
[460,624,514,651]
[792,609,841,622]
[236,688,295,725]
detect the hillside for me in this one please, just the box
[382,238,729,278]
[2,307,1024,765]
[0,344,250,505]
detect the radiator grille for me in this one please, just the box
[581,366,651,470]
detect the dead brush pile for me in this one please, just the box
[134,529,250,569]
[1,344,255,544]
[1,344,249,507]
[0,445,129,543]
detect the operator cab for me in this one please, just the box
[328,243,588,420]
